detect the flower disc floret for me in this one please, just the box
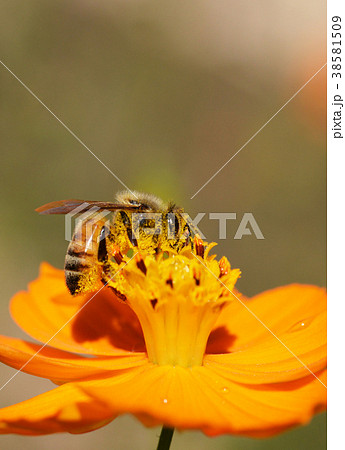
[108,246,240,367]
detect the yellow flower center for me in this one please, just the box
[106,242,240,367]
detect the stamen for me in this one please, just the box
[112,247,124,265]
[136,256,147,275]
[166,278,173,288]
[150,299,158,309]
[107,243,241,367]
[193,270,200,285]
[194,236,205,258]
[219,256,229,277]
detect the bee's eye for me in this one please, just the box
[128,199,149,210]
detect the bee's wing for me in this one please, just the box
[36,199,140,215]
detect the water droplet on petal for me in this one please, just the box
[222,387,229,393]
[287,317,314,333]
[162,398,168,404]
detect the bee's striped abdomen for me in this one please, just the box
[64,219,104,295]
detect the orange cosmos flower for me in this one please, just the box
[0,243,326,438]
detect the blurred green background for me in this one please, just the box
[0,1,326,449]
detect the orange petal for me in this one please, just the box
[0,335,147,382]
[0,383,115,435]
[204,309,326,384]
[208,284,326,353]
[10,263,145,356]
[81,364,326,437]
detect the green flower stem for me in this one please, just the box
[156,426,175,450]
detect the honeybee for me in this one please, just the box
[36,191,193,295]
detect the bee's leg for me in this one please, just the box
[170,224,191,252]
[119,211,138,247]
[97,224,114,283]
[99,236,127,301]
[127,232,138,247]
